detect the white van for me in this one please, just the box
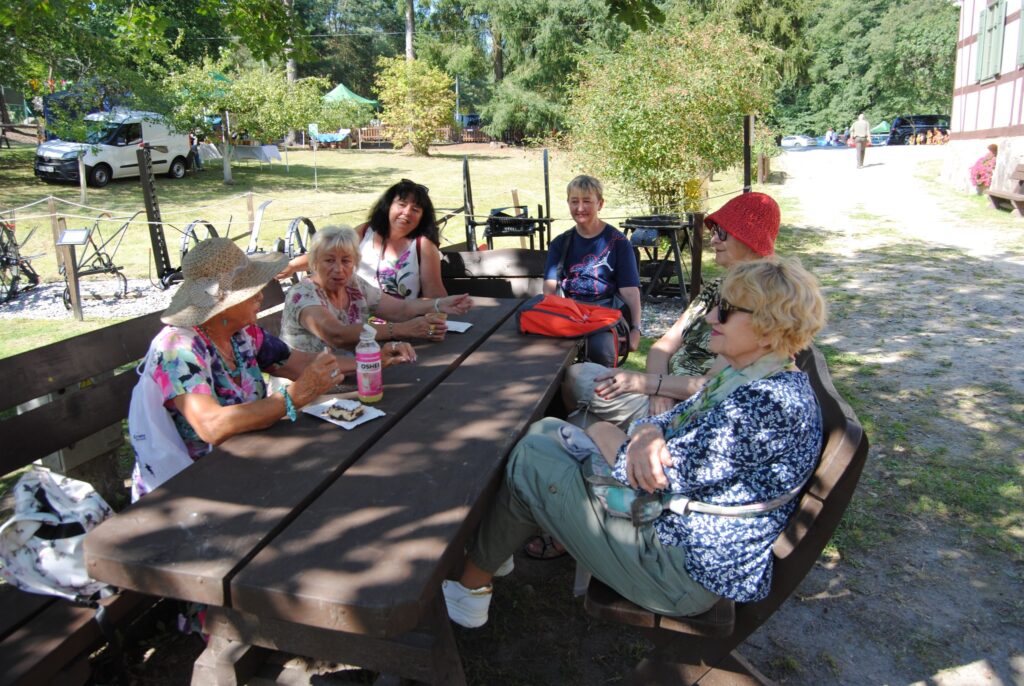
[35,109,191,188]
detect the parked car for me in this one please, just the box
[35,109,190,187]
[781,134,817,148]
[886,115,950,145]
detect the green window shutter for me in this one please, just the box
[991,0,1007,77]
[1018,0,1024,65]
[977,9,988,82]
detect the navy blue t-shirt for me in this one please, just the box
[544,224,640,302]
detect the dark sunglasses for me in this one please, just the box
[400,178,429,193]
[707,222,728,241]
[716,297,753,323]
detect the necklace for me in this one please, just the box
[195,325,243,379]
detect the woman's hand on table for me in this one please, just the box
[594,369,646,400]
[624,424,671,493]
[382,340,417,367]
[439,294,473,315]
[290,350,342,406]
[399,315,446,341]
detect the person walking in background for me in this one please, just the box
[850,113,871,168]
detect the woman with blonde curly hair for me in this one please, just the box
[442,255,828,628]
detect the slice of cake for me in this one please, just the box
[325,403,365,422]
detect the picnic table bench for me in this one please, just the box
[0,281,286,686]
[985,163,1024,215]
[583,344,869,684]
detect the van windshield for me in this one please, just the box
[85,121,120,145]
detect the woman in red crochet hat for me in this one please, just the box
[524,192,781,560]
[565,191,780,426]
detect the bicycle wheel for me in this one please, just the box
[179,220,219,262]
[0,224,22,303]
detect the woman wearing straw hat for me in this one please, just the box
[129,237,415,500]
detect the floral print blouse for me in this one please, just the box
[147,324,291,460]
[356,230,423,299]
[613,371,822,603]
[281,276,383,354]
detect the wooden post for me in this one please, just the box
[689,212,704,302]
[511,189,526,248]
[55,216,84,321]
[48,197,65,272]
[77,153,87,204]
[246,192,255,239]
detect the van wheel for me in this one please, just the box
[87,164,111,188]
[167,157,187,179]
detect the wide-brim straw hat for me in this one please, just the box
[161,237,289,327]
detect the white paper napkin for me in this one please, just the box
[303,397,385,430]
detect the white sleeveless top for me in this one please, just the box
[356,229,422,299]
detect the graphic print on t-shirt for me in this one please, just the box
[564,241,614,300]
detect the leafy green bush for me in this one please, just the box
[567,15,776,213]
[374,57,455,155]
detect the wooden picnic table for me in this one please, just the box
[83,297,577,685]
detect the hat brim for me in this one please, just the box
[161,251,289,327]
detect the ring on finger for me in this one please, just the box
[330,369,339,378]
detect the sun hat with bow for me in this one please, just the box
[161,237,288,327]
[704,192,780,257]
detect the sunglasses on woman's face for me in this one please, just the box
[716,298,753,324]
[707,223,728,242]
[400,178,429,193]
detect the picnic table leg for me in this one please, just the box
[191,635,270,686]
[423,591,468,686]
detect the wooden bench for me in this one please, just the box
[583,344,869,685]
[0,281,285,686]
[442,247,547,298]
[985,163,1024,215]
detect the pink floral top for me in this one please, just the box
[147,324,291,461]
[281,276,383,354]
[356,230,422,299]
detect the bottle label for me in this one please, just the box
[355,351,382,400]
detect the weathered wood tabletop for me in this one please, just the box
[84,297,577,684]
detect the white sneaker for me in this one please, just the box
[442,580,492,628]
[493,556,514,577]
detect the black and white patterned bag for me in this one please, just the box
[0,468,115,603]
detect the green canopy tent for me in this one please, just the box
[871,120,890,134]
[323,82,377,107]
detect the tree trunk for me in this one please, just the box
[405,0,415,61]
[284,0,297,146]
[0,90,11,126]
[493,28,504,81]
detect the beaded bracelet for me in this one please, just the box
[281,388,298,422]
[653,374,663,396]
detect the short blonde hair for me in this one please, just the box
[720,256,827,358]
[308,225,360,270]
[566,175,604,201]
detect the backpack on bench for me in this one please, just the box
[516,294,630,368]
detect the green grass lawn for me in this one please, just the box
[1,141,747,357]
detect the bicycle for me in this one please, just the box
[0,220,40,303]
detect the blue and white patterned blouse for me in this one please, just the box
[613,371,822,603]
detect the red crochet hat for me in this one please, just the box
[704,192,779,256]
